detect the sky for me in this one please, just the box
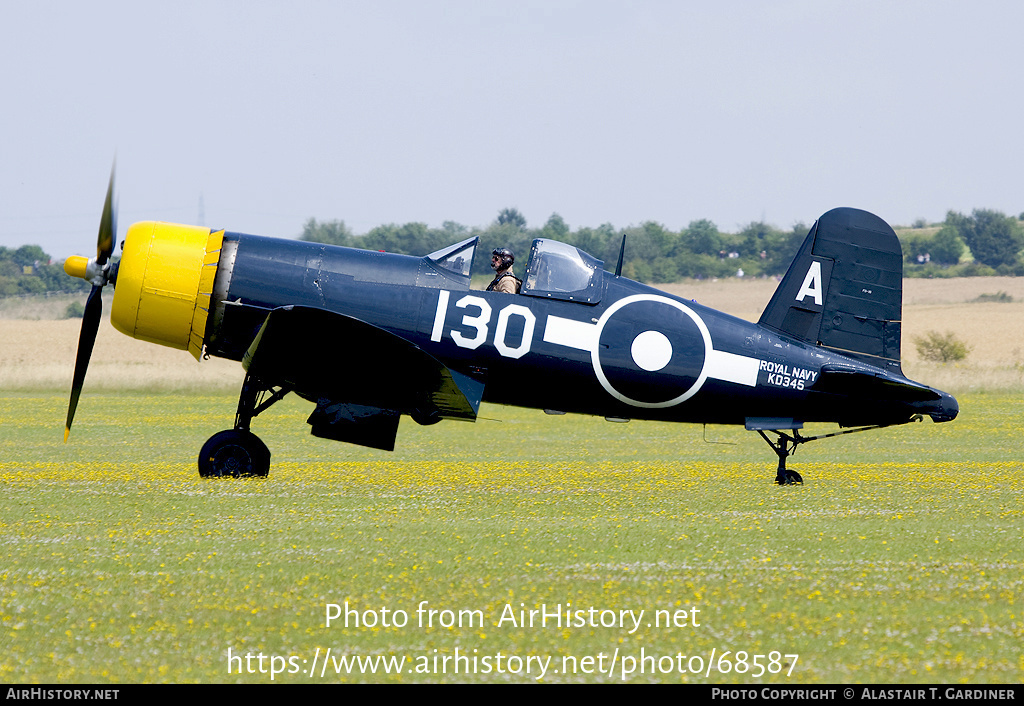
[3,0,1023,260]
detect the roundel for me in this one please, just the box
[591,294,711,408]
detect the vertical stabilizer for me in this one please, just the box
[758,208,903,372]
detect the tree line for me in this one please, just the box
[3,207,1023,297]
[300,207,1024,281]
[300,209,812,282]
[899,209,1024,277]
[0,244,90,297]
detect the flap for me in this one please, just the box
[243,305,483,421]
[307,401,400,451]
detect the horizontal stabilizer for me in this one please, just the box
[814,365,941,402]
[759,208,903,371]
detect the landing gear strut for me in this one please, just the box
[755,416,924,487]
[198,373,289,478]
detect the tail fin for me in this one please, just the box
[758,208,903,372]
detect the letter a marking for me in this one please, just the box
[795,261,823,306]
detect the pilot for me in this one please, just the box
[486,247,521,294]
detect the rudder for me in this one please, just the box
[758,208,903,372]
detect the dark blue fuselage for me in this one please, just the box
[202,233,956,429]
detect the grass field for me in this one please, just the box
[1,393,1022,683]
[1,280,1022,683]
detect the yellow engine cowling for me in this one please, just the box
[110,222,224,360]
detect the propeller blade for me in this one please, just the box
[96,165,116,266]
[65,284,104,442]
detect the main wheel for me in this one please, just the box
[198,430,271,478]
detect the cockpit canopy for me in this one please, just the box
[426,236,477,279]
[522,239,604,303]
[423,235,604,301]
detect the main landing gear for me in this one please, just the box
[756,416,924,486]
[198,374,288,478]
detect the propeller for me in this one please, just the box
[64,165,118,442]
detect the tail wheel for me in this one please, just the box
[777,469,804,485]
[198,430,271,478]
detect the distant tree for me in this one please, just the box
[948,209,1024,269]
[682,219,721,256]
[736,220,772,258]
[37,260,87,293]
[571,224,614,261]
[65,301,85,318]
[674,252,732,279]
[0,244,91,296]
[363,223,437,255]
[914,330,970,363]
[640,221,676,257]
[299,218,353,247]
[901,232,932,264]
[541,213,569,240]
[929,224,965,266]
[738,220,801,267]
[623,259,653,283]
[0,249,25,277]
[12,244,48,268]
[496,207,527,229]
[618,222,675,278]
[649,257,679,283]
[774,223,808,269]
[437,221,469,239]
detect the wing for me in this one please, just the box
[242,305,484,449]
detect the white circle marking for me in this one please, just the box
[631,330,673,372]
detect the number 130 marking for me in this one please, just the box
[430,291,536,359]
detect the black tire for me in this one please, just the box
[775,469,804,485]
[198,430,271,478]
[410,409,442,426]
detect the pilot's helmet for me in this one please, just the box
[492,247,514,270]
